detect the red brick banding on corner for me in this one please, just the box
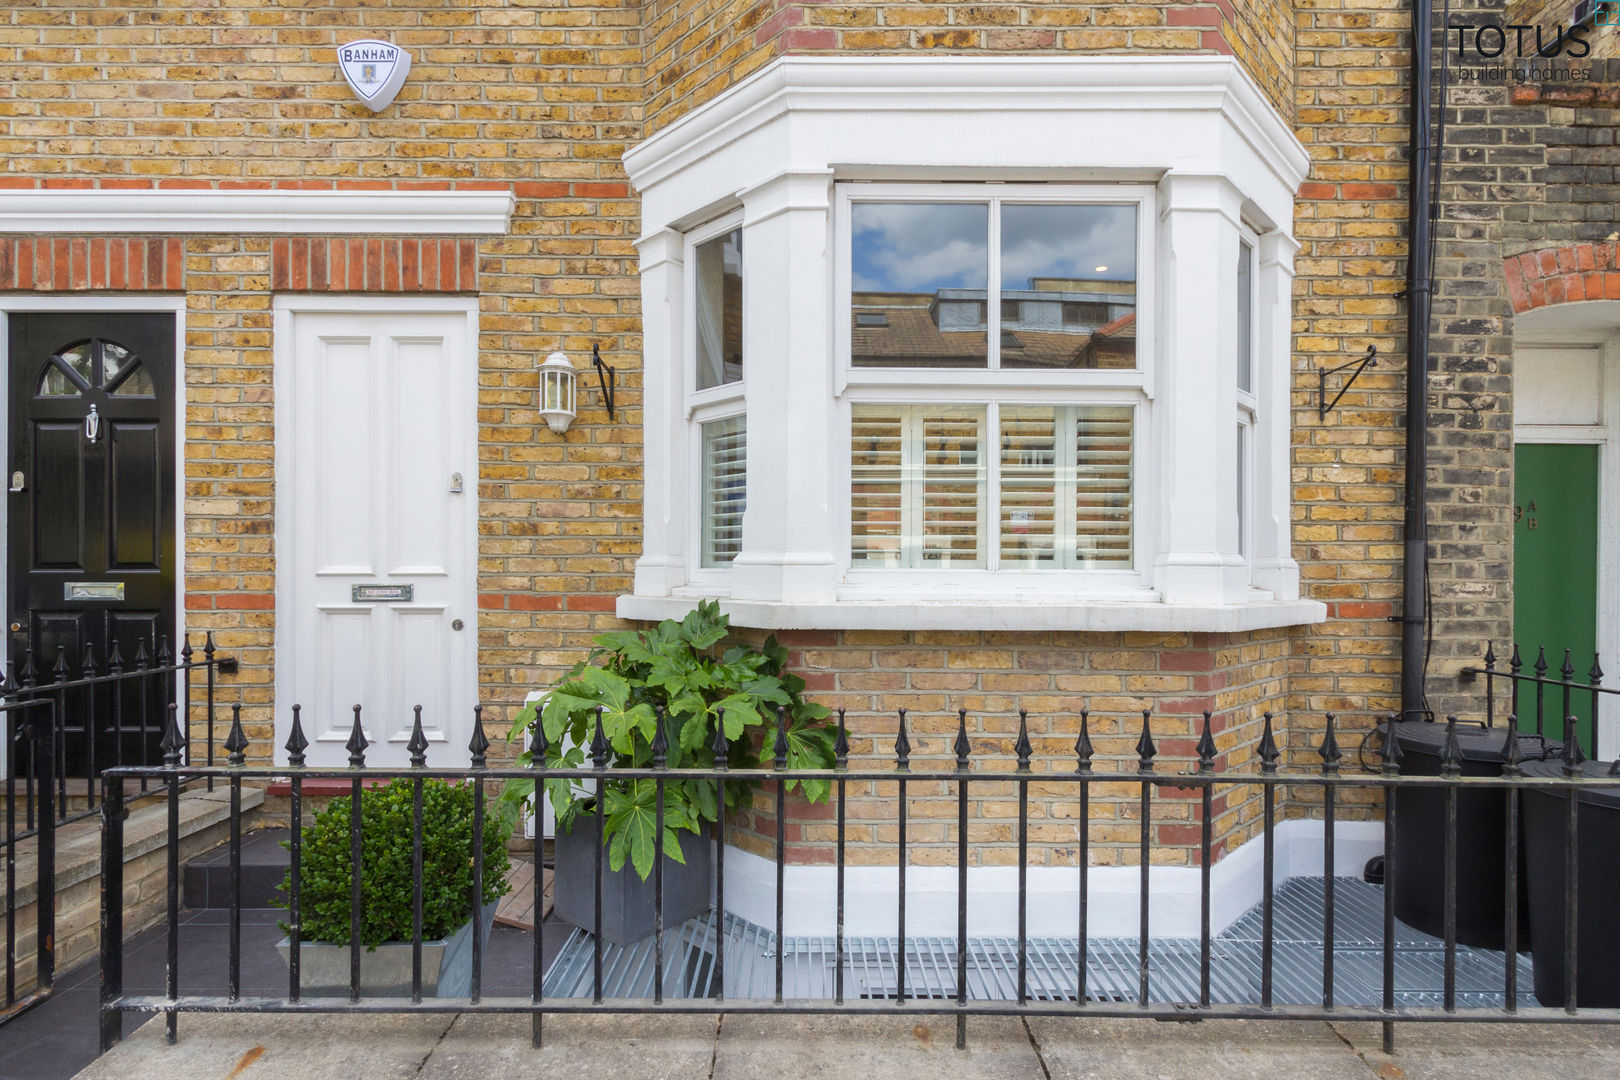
[270,237,478,293]
[1504,242,1620,314]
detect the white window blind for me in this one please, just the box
[851,405,987,568]
[701,416,746,567]
[1000,405,1133,568]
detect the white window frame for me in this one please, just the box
[685,211,747,585]
[835,183,1154,594]
[1236,229,1259,578]
[621,55,1326,632]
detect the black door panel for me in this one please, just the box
[9,313,175,773]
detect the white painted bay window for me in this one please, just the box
[623,56,1324,632]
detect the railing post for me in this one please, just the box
[35,699,56,994]
[98,770,124,1053]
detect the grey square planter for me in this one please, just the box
[275,900,498,998]
[552,814,712,946]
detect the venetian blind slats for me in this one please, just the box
[701,416,746,567]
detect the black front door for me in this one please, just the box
[8,312,176,772]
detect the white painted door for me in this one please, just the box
[277,306,476,766]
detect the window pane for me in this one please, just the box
[37,363,80,398]
[1237,240,1253,393]
[851,202,989,369]
[701,416,746,567]
[999,204,1137,370]
[1075,406,1134,565]
[695,228,743,391]
[851,405,985,568]
[1000,407,1059,566]
[1236,421,1247,557]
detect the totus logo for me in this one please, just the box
[337,39,412,112]
[1448,14,1606,83]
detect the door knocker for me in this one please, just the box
[84,404,101,444]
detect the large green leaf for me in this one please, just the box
[604,780,697,880]
[761,716,837,804]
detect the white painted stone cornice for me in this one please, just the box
[0,190,516,235]
[623,56,1311,203]
[736,169,834,229]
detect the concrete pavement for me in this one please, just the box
[71,1012,1620,1080]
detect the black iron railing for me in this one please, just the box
[1464,643,1617,761]
[1,634,235,1026]
[98,703,1620,1059]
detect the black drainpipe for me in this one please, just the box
[1401,0,1435,723]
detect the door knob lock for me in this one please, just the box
[451,619,464,631]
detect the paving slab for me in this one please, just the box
[1028,1017,1375,1080]
[711,1014,1040,1079]
[71,1012,457,1080]
[419,1013,719,1080]
[1331,1020,1620,1080]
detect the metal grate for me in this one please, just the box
[544,877,1535,1009]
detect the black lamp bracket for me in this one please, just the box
[591,343,617,422]
[1317,345,1377,420]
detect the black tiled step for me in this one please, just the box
[182,827,290,909]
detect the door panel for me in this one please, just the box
[279,310,474,766]
[7,312,176,773]
[1514,443,1600,751]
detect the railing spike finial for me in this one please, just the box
[1197,711,1217,774]
[773,705,789,771]
[1563,714,1583,777]
[1440,714,1462,777]
[224,703,248,766]
[107,639,124,675]
[1136,709,1156,772]
[1591,653,1605,685]
[1075,708,1094,774]
[894,708,911,769]
[160,702,185,766]
[1502,712,1524,778]
[651,704,669,769]
[80,640,99,680]
[590,705,608,770]
[407,705,429,768]
[52,645,69,683]
[1318,712,1342,775]
[20,645,37,689]
[1509,642,1522,674]
[346,705,368,768]
[528,705,547,764]
[179,634,193,667]
[1534,645,1548,679]
[1562,648,1576,685]
[834,708,849,769]
[285,704,309,767]
[133,637,149,670]
[1015,709,1032,772]
[712,707,729,767]
[954,708,971,770]
[156,634,171,668]
[203,631,216,663]
[1483,640,1495,669]
[1258,711,1280,774]
[468,704,489,768]
[1380,714,1402,775]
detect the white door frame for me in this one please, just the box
[271,295,480,764]
[1513,325,1620,760]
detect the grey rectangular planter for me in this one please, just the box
[553,814,712,946]
[275,900,498,998]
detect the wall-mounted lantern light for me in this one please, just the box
[538,351,578,434]
[538,344,618,435]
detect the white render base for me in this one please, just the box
[617,593,1327,633]
[720,819,1382,940]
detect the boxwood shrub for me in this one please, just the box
[279,778,512,948]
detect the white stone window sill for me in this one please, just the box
[616,593,1327,633]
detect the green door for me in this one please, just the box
[1513,443,1600,753]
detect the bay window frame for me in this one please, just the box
[621,56,1324,632]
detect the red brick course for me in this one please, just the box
[1504,243,1620,314]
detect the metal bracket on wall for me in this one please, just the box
[1317,345,1378,420]
[591,343,617,422]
